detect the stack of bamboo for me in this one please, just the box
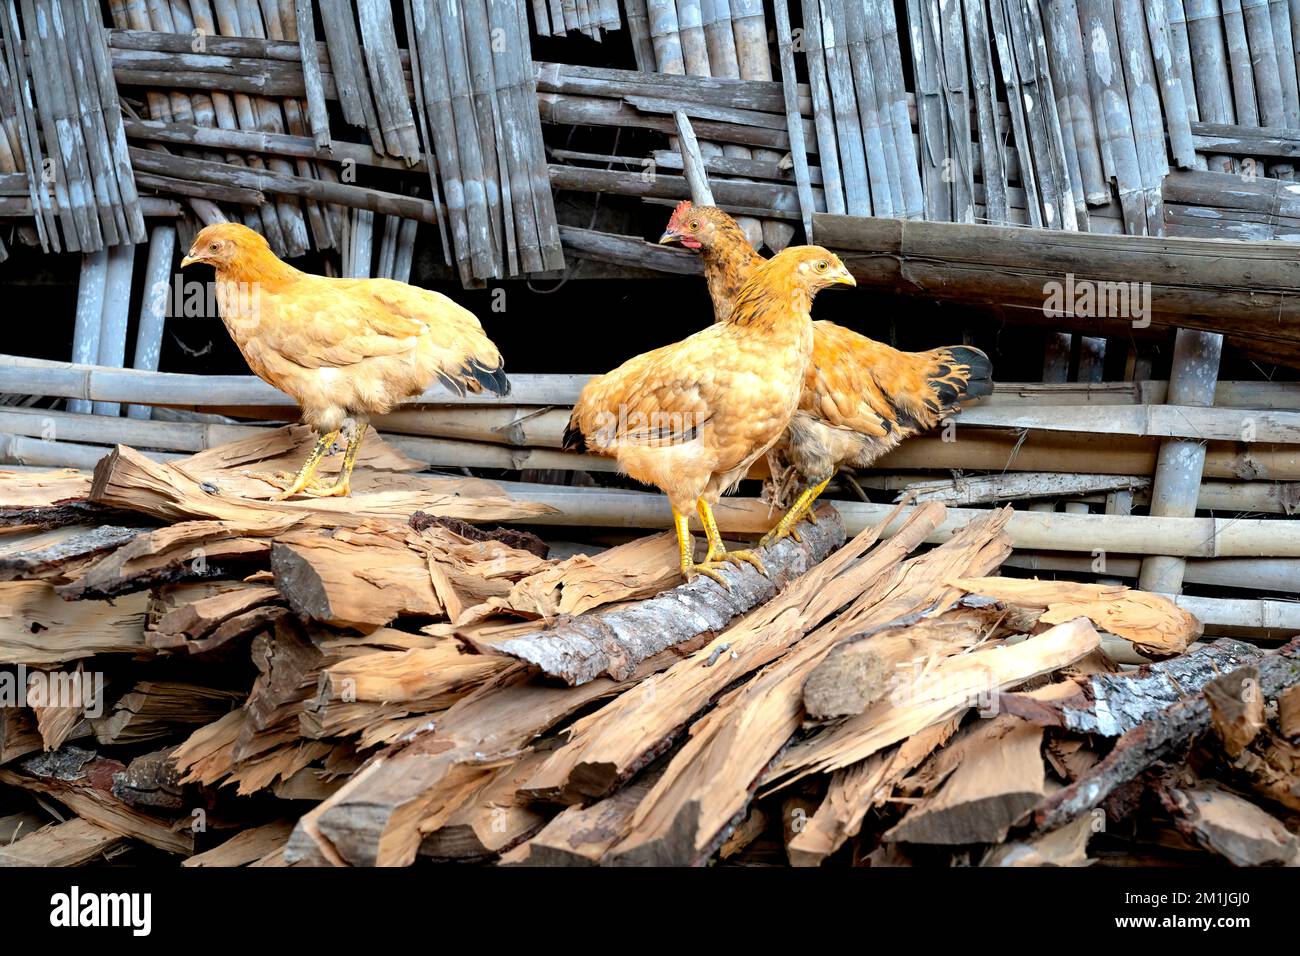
[4,426,1295,868]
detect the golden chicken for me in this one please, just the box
[181,222,508,498]
[564,246,855,585]
[660,203,993,543]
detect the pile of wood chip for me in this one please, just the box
[0,428,1296,867]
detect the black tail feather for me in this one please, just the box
[562,417,587,453]
[466,359,511,397]
[931,346,993,406]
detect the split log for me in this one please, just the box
[948,577,1202,657]
[1000,638,1264,736]
[980,815,1094,866]
[287,653,684,867]
[1157,782,1300,866]
[183,820,295,867]
[1204,665,1265,757]
[884,715,1046,846]
[417,749,549,861]
[0,707,42,763]
[488,508,846,685]
[0,582,148,664]
[0,817,125,867]
[0,524,142,582]
[503,766,665,866]
[1034,635,1300,831]
[802,604,1009,719]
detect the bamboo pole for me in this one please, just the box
[1139,329,1225,594]
[126,223,176,421]
[91,242,136,418]
[68,251,107,415]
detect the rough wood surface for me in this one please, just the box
[490,509,847,685]
[884,716,1046,846]
[999,638,1263,736]
[1035,635,1300,831]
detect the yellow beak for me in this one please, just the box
[833,269,857,287]
[180,254,200,267]
[657,231,679,245]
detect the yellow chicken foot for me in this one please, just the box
[672,508,736,587]
[696,499,768,578]
[302,423,368,498]
[271,429,339,500]
[759,475,831,548]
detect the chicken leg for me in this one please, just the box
[673,502,767,587]
[759,475,831,547]
[266,429,339,501]
[303,422,368,498]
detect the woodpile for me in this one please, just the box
[2,431,1296,868]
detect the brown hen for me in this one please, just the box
[564,246,855,584]
[660,202,993,543]
[181,222,508,498]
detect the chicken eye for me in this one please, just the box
[815,259,829,272]
[209,241,221,252]
[688,219,700,231]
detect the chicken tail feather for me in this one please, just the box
[926,345,993,409]
[562,416,588,453]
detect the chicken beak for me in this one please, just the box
[657,231,680,245]
[833,269,857,287]
[180,253,200,268]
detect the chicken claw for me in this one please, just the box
[759,475,831,548]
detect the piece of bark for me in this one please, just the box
[884,716,1046,845]
[0,749,193,855]
[1204,665,1266,757]
[950,576,1202,657]
[803,605,1004,719]
[488,509,848,685]
[0,817,125,867]
[1281,685,1300,739]
[111,747,185,810]
[1000,638,1263,737]
[1035,636,1300,832]
[1158,782,1300,866]
[519,502,939,806]
[0,524,142,583]
[57,521,271,600]
[409,513,549,559]
[183,820,295,867]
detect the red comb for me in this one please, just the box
[666,199,693,229]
